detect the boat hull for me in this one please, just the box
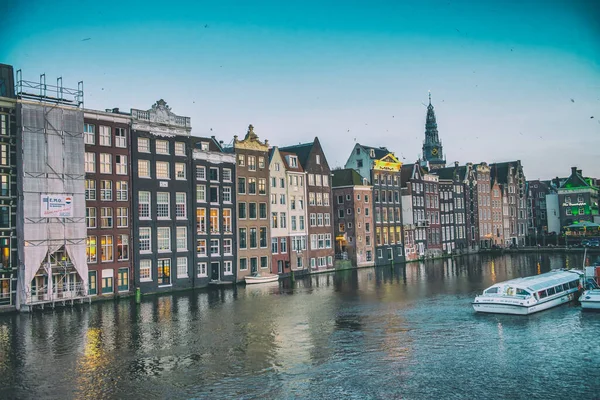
[244,275,279,284]
[580,290,600,310]
[473,292,577,315]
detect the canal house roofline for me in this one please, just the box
[130,99,191,136]
[233,124,269,152]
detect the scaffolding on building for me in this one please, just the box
[15,71,89,310]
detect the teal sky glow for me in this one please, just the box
[2,0,599,179]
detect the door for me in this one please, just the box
[277,260,283,274]
[210,262,220,281]
[250,257,258,274]
[117,268,129,292]
[88,271,97,295]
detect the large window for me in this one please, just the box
[115,128,127,148]
[100,207,113,228]
[116,181,128,201]
[117,234,129,261]
[100,153,112,174]
[210,239,220,255]
[196,166,206,180]
[138,137,150,153]
[157,192,170,219]
[100,180,112,201]
[138,191,151,219]
[157,259,171,285]
[224,238,232,255]
[239,228,247,249]
[177,258,188,278]
[85,179,96,200]
[197,262,208,277]
[210,186,219,203]
[248,178,256,194]
[210,209,219,233]
[116,207,128,228]
[238,177,246,194]
[84,123,95,144]
[223,187,232,203]
[175,142,186,156]
[157,227,171,252]
[176,192,186,218]
[156,162,170,179]
[177,226,187,251]
[209,167,219,181]
[86,236,97,263]
[86,207,96,228]
[223,168,232,182]
[139,228,152,252]
[139,259,152,282]
[138,160,150,178]
[0,144,7,166]
[99,126,111,146]
[249,228,257,248]
[196,184,206,202]
[260,227,267,248]
[223,209,232,232]
[197,239,207,256]
[175,163,186,180]
[156,140,169,154]
[101,235,113,262]
[85,152,95,173]
[197,208,206,233]
[259,203,267,219]
[116,155,127,175]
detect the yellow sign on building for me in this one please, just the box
[373,153,402,171]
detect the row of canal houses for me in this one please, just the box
[0,65,528,311]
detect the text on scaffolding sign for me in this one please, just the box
[40,195,74,217]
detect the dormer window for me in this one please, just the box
[289,156,298,167]
[201,142,209,151]
[370,149,375,158]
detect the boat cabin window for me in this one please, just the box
[485,287,499,294]
[569,280,578,289]
[515,288,530,296]
[562,283,569,292]
[547,287,556,296]
[538,290,547,299]
[555,285,563,293]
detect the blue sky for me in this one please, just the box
[2,0,599,179]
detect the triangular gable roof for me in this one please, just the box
[279,142,314,169]
[560,170,592,190]
[279,151,304,172]
[379,153,400,164]
[359,144,390,159]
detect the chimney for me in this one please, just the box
[571,167,578,175]
[577,169,582,175]
[454,161,459,167]
[112,107,119,113]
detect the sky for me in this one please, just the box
[2,0,600,179]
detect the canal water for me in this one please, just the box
[1,253,599,399]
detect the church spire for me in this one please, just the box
[421,91,445,170]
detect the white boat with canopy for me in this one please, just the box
[472,269,584,315]
[580,265,600,310]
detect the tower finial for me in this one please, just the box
[428,90,431,105]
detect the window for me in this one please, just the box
[99,126,111,146]
[157,259,171,285]
[156,162,170,179]
[323,175,329,186]
[239,228,247,249]
[197,239,207,256]
[117,234,129,261]
[100,207,113,228]
[324,193,330,206]
[248,156,256,170]
[175,163,186,180]
[210,186,219,203]
[115,155,127,175]
[84,123,95,144]
[316,154,321,164]
[250,228,258,248]
[177,226,187,251]
[209,167,219,181]
[157,192,170,219]
[85,179,96,200]
[223,168,232,182]
[85,152,95,173]
[116,181,128,201]
[177,258,188,278]
[224,261,233,275]
[115,128,127,148]
[280,212,287,228]
[100,153,112,174]
[223,187,232,203]
[223,209,232,232]
[157,227,171,252]
[238,202,247,219]
[260,256,268,269]
[324,213,331,226]
[156,140,169,154]
[116,207,128,228]
[249,202,257,219]
[248,178,256,194]
[175,142,185,156]
[176,192,186,218]
[210,239,220,255]
[197,262,208,277]
[137,260,152,282]
[224,239,232,255]
[86,207,96,228]
[280,238,287,253]
[101,235,113,262]
[138,191,151,218]
[210,209,219,233]
[238,154,245,167]
[139,227,151,252]
[260,227,267,248]
[272,212,279,228]
[86,236,97,263]
[197,208,207,233]
[258,157,265,168]
[259,203,267,219]
[196,166,206,180]
[138,138,150,153]
[238,177,246,194]
[197,184,206,202]
[259,179,267,195]
[239,258,248,271]
[271,238,278,254]
[138,159,150,178]
[280,194,286,205]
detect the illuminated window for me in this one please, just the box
[86,236,97,263]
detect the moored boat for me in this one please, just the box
[472,269,584,315]
[244,273,279,285]
[580,265,600,310]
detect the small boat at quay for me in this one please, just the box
[580,265,600,310]
[244,273,279,285]
[472,269,584,315]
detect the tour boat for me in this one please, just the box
[244,273,279,285]
[580,265,600,310]
[472,269,584,315]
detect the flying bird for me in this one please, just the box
[571,98,575,103]
[591,116,595,119]
[81,38,91,41]
[204,24,209,28]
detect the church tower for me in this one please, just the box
[421,91,446,170]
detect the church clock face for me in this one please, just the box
[431,147,439,156]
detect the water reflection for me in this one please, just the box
[0,253,598,399]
